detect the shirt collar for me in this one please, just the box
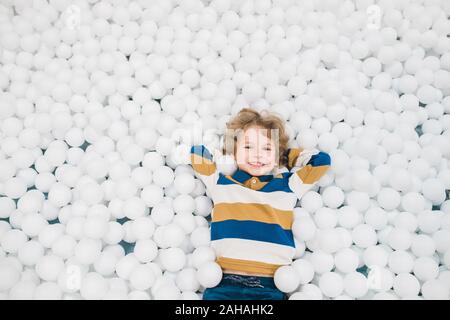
[231,168,274,183]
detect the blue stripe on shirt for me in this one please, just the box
[211,219,295,247]
[217,172,293,193]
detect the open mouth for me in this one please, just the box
[248,162,266,168]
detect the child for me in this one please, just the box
[190,108,331,300]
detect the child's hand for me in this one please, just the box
[293,148,320,169]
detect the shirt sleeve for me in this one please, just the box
[285,147,303,171]
[190,144,219,191]
[287,148,331,200]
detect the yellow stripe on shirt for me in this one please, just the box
[216,256,282,276]
[296,164,330,184]
[212,202,293,229]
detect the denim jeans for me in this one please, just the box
[202,273,288,300]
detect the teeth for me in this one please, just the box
[249,162,264,166]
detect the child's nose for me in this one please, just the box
[250,153,262,161]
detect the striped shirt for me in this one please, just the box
[190,144,331,276]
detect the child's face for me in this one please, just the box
[235,126,277,176]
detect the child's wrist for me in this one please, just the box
[293,148,320,167]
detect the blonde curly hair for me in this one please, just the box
[222,107,290,168]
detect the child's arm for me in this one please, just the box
[286,147,331,200]
[190,144,219,191]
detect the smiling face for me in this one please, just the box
[234,126,277,176]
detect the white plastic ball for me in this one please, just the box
[274,265,300,293]
[35,255,65,282]
[291,259,315,285]
[319,272,344,298]
[129,264,156,291]
[343,272,368,298]
[160,248,186,272]
[196,261,222,288]
[393,273,421,298]
[334,248,359,273]
[292,216,316,241]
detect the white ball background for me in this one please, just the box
[1,0,450,300]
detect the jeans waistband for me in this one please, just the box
[221,273,276,288]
